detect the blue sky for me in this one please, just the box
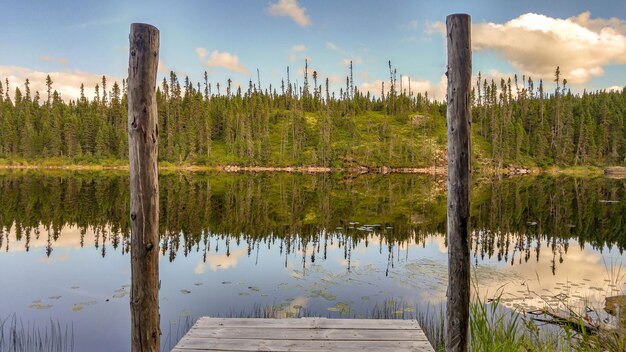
[1,0,625,100]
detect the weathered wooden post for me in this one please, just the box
[128,23,160,352]
[445,14,471,352]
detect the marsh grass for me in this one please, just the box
[469,295,527,351]
[224,303,311,319]
[162,315,194,351]
[416,304,445,352]
[405,294,626,352]
[0,314,74,352]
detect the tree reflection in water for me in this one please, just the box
[0,170,624,274]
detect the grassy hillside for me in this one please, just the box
[199,109,448,168]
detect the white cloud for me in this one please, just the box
[407,19,418,30]
[327,74,342,85]
[570,11,626,34]
[203,248,248,271]
[195,47,208,59]
[425,21,445,35]
[39,55,68,65]
[475,69,516,84]
[339,57,363,66]
[495,240,626,312]
[359,75,446,100]
[359,80,384,97]
[291,44,306,52]
[195,48,249,75]
[5,224,114,253]
[288,44,307,62]
[158,59,169,74]
[267,0,311,27]
[606,85,624,92]
[194,260,206,275]
[0,65,119,102]
[325,42,339,51]
[429,12,626,85]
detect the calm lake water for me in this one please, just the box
[0,170,624,351]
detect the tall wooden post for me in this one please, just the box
[445,14,471,352]
[128,23,160,352]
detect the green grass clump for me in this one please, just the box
[470,296,528,352]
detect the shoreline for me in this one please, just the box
[0,163,449,175]
[0,161,610,176]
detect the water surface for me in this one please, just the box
[0,171,624,351]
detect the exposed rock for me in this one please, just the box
[506,167,532,175]
[605,167,626,179]
[605,295,626,317]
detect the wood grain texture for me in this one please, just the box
[128,22,160,352]
[173,318,434,351]
[183,327,427,341]
[193,317,422,330]
[445,14,472,352]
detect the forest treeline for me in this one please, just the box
[473,69,625,166]
[0,65,624,167]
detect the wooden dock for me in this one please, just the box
[172,317,434,351]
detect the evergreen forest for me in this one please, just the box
[0,64,624,168]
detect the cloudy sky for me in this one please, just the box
[1,0,625,101]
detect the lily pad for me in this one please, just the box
[327,302,354,316]
[309,288,337,301]
[29,302,52,310]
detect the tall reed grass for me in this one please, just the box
[0,314,74,352]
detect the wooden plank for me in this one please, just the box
[174,337,433,351]
[173,318,434,351]
[183,327,429,341]
[193,317,421,329]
